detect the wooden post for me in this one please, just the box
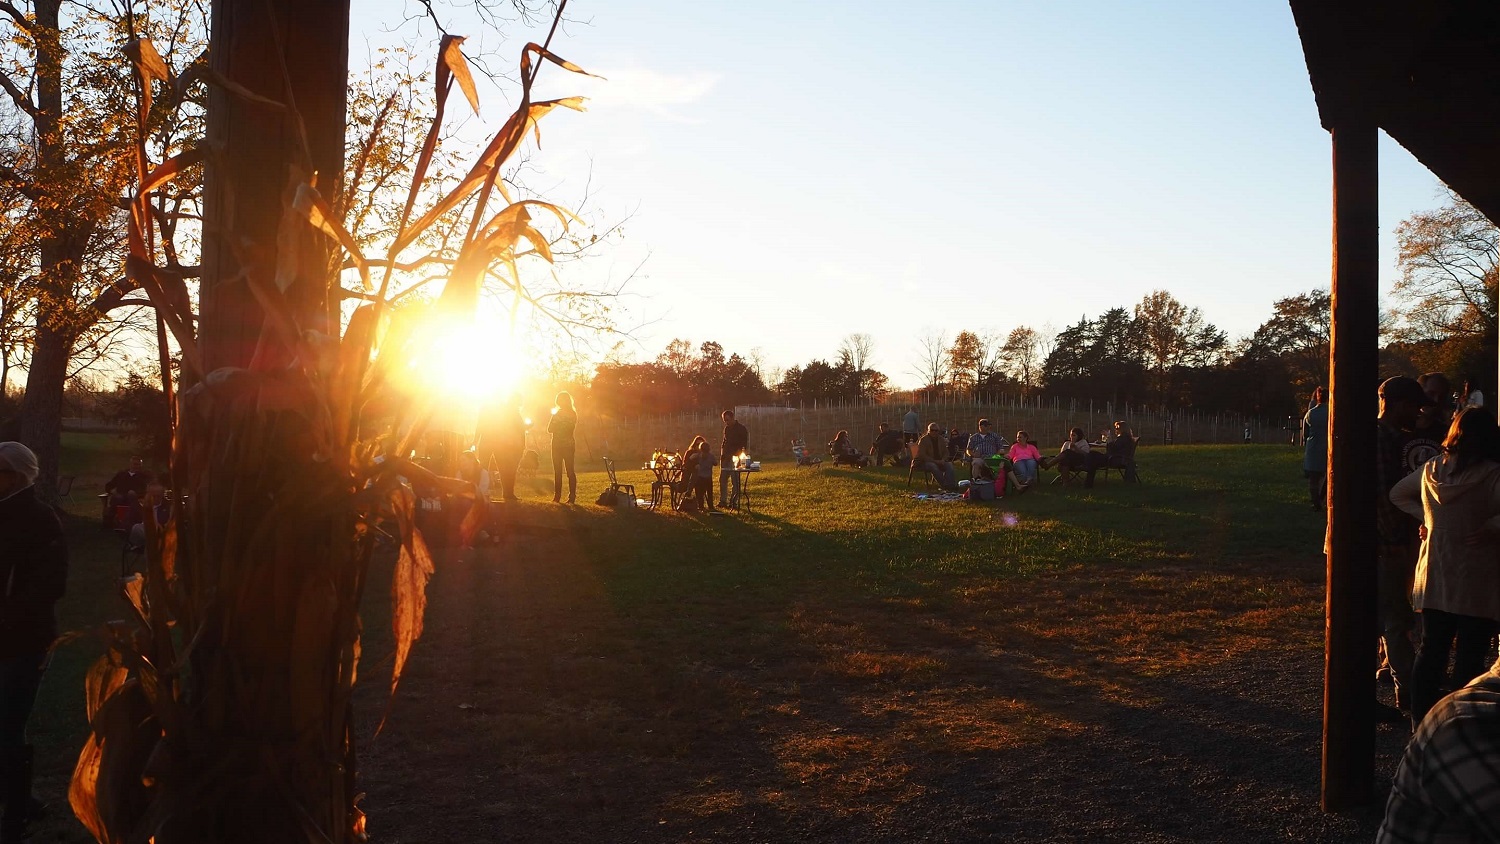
[199,0,349,371]
[1322,120,1379,812]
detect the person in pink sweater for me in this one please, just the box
[1009,431,1042,486]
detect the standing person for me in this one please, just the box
[477,394,528,502]
[1009,431,1042,486]
[1302,386,1329,511]
[1375,375,1437,719]
[0,443,67,842]
[902,408,920,445]
[1389,408,1500,725]
[680,437,715,513]
[718,409,749,508]
[1418,372,1456,434]
[547,391,578,504]
[916,423,957,490]
[1462,375,1485,409]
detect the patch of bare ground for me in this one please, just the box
[355,523,1406,843]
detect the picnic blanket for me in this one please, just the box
[909,492,965,502]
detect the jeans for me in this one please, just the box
[1013,458,1038,484]
[552,441,576,501]
[719,458,741,503]
[1409,608,1499,725]
[492,449,521,500]
[924,460,955,489]
[1377,543,1418,708]
[0,654,46,752]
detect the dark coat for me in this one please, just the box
[720,420,749,460]
[105,469,151,497]
[0,485,68,658]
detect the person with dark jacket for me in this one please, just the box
[547,391,578,504]
[477,394,529,502]
[718,410,749,508]
[869,423,905,467]
[0,442,67,842]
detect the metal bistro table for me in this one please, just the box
[643,454,685,511]
[723,463,761,513]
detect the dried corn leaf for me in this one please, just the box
[200,67,289,111]
[125,37,171,84]
[83,653,129,723]
[390,526,434,695]
[137,148,202,198]
[520,42,597,80]
[441,35,480,116]
[391,96,584,256]
[292,183,372,291]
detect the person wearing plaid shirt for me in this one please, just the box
[1377,660,1500,843]
[965,419,1003,475]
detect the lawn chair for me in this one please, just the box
[905,442,936,489]
[1099,436,1141,484]
[56,474,74,499]
[602,457,637,506]
[792,439,822,468]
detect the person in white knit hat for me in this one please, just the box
[0,442,67,841]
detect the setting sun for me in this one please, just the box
[408,315,529,406]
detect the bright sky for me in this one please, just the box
[355,0,1447,389]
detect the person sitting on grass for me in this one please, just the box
[1009,430,1042,486]
[869,423,906,467]
[916,423,957,490]
[828,430,868,468]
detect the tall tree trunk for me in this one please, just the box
[16,325,70,498]
[16,0,71,500]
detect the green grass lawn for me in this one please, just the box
[32,439,1402,842]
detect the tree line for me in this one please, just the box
[579,186,1497,421]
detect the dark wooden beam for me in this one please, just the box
[198,0,349,372]
[1322,120,1380,812]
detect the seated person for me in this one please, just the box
[916,423,957,489]
[126,481,171,548]
[869,423,906,467]
[1040,427,1091,480]
[1083,420,1138,488]
[1008,430,1042,486]
[965,419,1004,478]
[828,430,868,467]
[947,428,967,461]
[105,455,153,527]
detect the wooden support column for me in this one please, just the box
[1322,120,1380,812]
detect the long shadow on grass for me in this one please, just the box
[356,496,1377,842]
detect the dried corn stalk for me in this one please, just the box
[70,16,592,843]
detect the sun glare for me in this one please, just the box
[410,317,528,406]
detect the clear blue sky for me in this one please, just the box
[356,0,1446,388]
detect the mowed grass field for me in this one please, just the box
[31,437,1407,843]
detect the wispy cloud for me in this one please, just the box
[588,65,719,122]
